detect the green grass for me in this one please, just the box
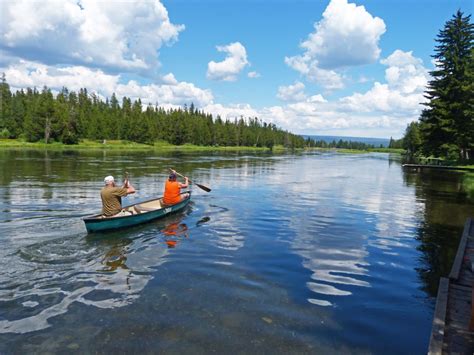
[0,138,274,152]
[368,147,405,154]
[406,154,474,169]
[306,147,405,154]
[333,148,367,154]
[453,164,474,170]
[0,138,153,149]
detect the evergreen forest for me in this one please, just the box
[0,77,387,151]
[0,78,307,149]
[403,10,473,162]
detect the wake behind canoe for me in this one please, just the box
[83,192,191,233]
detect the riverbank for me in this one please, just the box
[0,138,405,154]
[335,147,404,154]
[403,163,474,172]
[0,139,275,152]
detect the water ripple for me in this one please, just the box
[0,233,167,334]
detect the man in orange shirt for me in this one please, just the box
[163,170,189,205]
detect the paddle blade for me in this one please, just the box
[195,183,211,192]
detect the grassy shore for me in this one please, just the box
[0,139,277,151]
[308,147,405,154]
[368,147,405,154]
[0,139,408,154]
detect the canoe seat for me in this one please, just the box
[134,204,157,213]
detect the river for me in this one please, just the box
[1,149,473,354]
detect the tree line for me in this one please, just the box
[305,138,384,150]
[402,10,473,162]
[0,79,307,149]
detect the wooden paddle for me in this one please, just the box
[170,168,211,192]
[123,171,130,187]
[123,171,136,193]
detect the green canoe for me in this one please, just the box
[83,192,191,233]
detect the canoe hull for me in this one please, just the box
[83,194,191,233]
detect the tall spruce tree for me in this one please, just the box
[0,73,12,137]
[10,89,26,138]
[420,10,474,160]
[38,86,56,143]
[403,122,422,155]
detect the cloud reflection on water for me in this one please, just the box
[272,153,419,306]
[0,233,167,334]
[203,204,245,253]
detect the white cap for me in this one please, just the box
[104,175,115,184]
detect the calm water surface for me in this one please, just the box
[1,150,473,354]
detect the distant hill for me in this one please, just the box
[302,135,390,148]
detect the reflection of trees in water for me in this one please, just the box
[403,169,474,297]
[0,150,283,212]
[415,222,461,297]
[463,173,474,200]
[0,149,284,186]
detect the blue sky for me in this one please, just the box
[0,0,471,138]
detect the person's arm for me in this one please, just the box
[126,184,136,194]
[179,177,189,189]
[123,179,136,194]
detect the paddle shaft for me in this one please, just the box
[123,172,129,187]
[170,169,211,192]
[173,170,192,184]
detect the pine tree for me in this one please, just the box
[0,73,12,137]
[108,93,120,139]
[119,97,132,140]
[10,90,26,138]
[38,86,56,143]
[403,122,422,155]
[420,10,474,160]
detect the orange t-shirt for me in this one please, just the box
[163,180,181,204]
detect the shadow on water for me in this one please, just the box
[403,168,474,297]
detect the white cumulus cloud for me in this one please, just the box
[203,103,259,121]
[0,0,184,74]
[3,61,213,108]
[204,49,429,138]
[285,0,385,89]
[277,81,307,102]
[4,60,119,94]
[340,50,429,113]
[381,49,429,94]
[247,71,261,78]
[207,42,249,81]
